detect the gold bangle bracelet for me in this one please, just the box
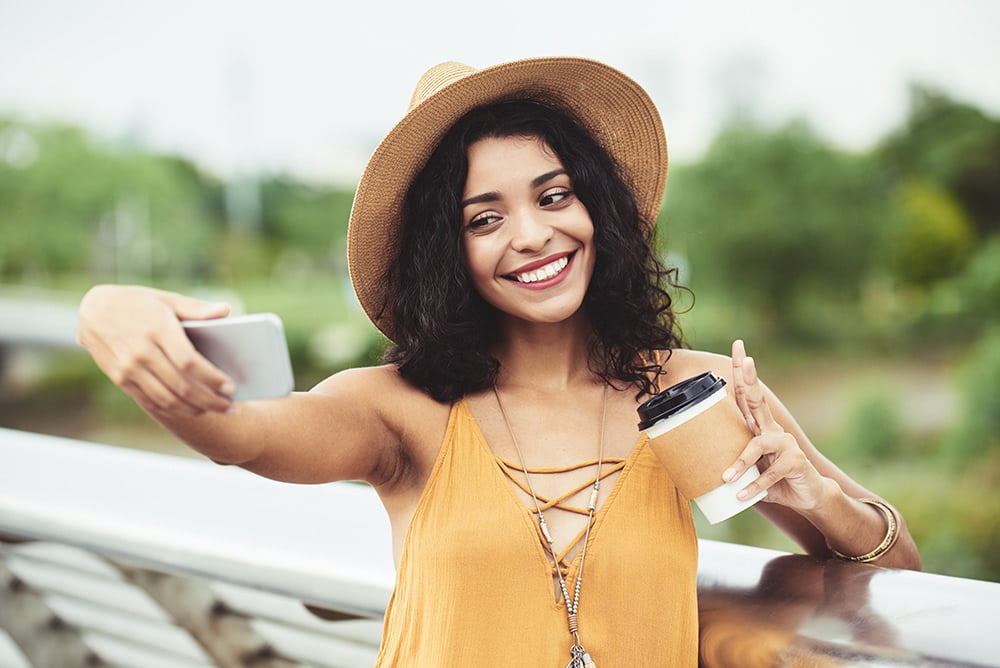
[827,498,900,563]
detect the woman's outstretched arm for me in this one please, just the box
[77,284,413,488]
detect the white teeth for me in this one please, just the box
[513,256,569,283]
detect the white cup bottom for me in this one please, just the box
[694,465,767,524]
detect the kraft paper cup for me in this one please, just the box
[638,371,767,524]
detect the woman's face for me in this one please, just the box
[461,135,596,325]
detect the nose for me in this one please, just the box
[509,209,553,253]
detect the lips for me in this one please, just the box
[509,255,570,283]
[502,251,575,287]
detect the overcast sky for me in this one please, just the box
[1,0,998,184]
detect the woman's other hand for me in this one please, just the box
[77,285,236,417]
[724,339,830,511]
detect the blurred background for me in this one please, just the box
[1,0,997,581]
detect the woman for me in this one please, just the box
[78,58,920,666]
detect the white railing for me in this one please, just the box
[0,293,80,349]
[2,428,999,667]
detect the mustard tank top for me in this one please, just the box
[374,399,699,666]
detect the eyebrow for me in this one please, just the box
[460,169,568,208]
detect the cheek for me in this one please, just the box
[578,218,597,276]
[462,239,494,285]
[570,202,595,239]
[577,216,596,253]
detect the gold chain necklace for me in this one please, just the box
[493,383,607,668]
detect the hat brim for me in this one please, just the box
[347,57,667,343]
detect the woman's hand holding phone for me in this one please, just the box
[181,314,294,402]
[77,285,236,417]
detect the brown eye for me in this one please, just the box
[540,190,572,207]
[468,212,501,229]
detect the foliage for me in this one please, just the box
[0,118,224,281]
[879,85,1000,236]
[957,238,1000,321]
[259,176,354,258]
[885,179,975,286]
[661,119,886,338]
[896,451,1000,582]
[0,122,96,275]
[943,330,1000,466]
[836,383,906,462]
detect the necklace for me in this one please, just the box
[493,383,607,668]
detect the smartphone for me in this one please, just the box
[181,313,295,401]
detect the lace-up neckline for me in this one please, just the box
[495,455,627,574]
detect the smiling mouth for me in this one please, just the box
[504,253,573,284]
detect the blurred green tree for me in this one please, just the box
[945,329,1000,466]
[251,176,355,284]
[259,176,354,253]
[879,85,1000,237]
[0,118,224,282]
[660,119,885,336]
[0,121,109,277]
[837,383,906,462]
[885,179,975,286]
[958,238,1000,321]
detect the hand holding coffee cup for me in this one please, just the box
[724,340,829,513]
[638,370,767,523]
[637,341,831,523]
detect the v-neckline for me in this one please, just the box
[459,399,648,599]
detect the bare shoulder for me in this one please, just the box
[310,364,446,418]
[310,364,452,480]
[662,348,735,384]
[311,363,416,398]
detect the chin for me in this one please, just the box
[508,301,588,326]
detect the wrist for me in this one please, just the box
[827,498,901,563]
[798,475,844,520]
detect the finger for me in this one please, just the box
[157,327,236,401]
[736,457,785,501]
[115,335,232,414]
[122,369,204,417]
[731,339,759,436]
[722,436,766,483]
[741,356,780,433]
[163,292,231,322]
[150,342,235,413]
[736,435,805,501]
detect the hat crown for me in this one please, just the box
[408,61,478,111]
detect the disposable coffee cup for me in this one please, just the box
[637,371,767,524]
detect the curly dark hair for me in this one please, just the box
[382,100,686,402]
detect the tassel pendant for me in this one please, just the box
[565,645,595,668]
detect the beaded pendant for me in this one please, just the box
[565,644,596,668]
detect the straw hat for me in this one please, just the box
[347,57,668,342]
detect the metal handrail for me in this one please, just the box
[0,428,394,619]
[0,294,80,349]
[2,428,999,667]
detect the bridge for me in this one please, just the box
[2,427,998,667]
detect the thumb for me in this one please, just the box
[162,292,231,321]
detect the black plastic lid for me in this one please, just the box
[636,371,727,431]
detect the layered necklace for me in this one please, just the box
[493,383,607,668]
